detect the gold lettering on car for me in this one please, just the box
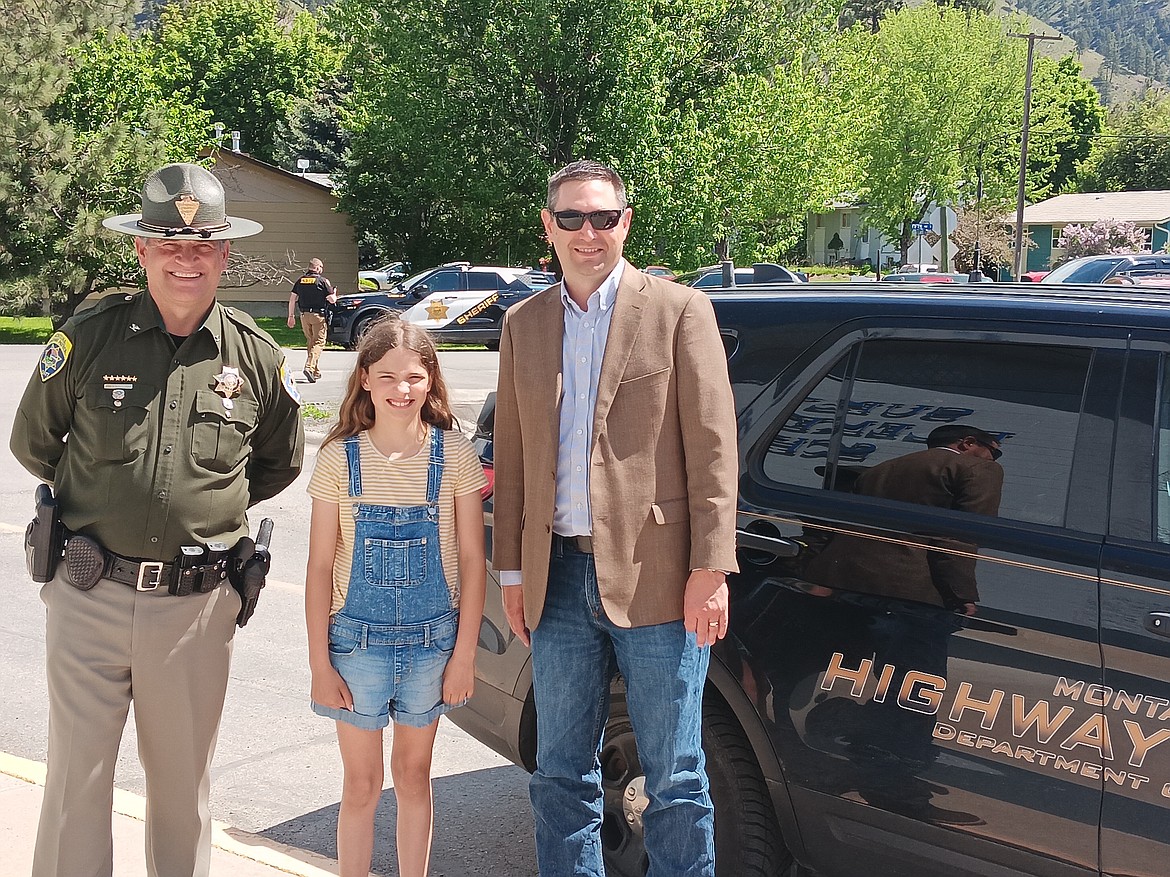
[819,654,1170,806]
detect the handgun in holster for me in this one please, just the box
[229,518,274,627]
[25,484,66,583]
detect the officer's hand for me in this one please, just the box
[286,315,296,328]
[442,652,476,705]
[310,666,353,711]
[501,584,530,647]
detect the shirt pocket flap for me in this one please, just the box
[650,498,689,525]
[194,389,258,424]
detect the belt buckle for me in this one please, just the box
[136,561,165,591]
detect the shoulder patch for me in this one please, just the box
[39,331,73,382]
[279,359,302,405]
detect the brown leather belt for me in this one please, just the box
[556,533,593,554]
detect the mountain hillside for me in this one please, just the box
[1015,0,1169,90]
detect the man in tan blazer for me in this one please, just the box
[492,160,739,876]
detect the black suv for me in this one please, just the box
[327,262,548,348]
[453,283,1170,877]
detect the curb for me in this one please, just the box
[0,752,338,877]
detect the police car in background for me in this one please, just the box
[397,269,554,349]
[327,262,553,348]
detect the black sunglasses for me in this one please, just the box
[973,438,1003,460]
[552,209,625,231]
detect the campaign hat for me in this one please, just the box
[102,162,263,240]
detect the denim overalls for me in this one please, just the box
[311,428,460,729]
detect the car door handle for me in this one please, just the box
[735,529,801,558]
[1144,612,1170,637]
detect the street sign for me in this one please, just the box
[911,221,933,233]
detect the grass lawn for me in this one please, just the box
[0,315,483,350]
[0,316,319,348]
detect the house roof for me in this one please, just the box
[1022,191,1170,225]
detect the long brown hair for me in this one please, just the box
[322,315,455,447]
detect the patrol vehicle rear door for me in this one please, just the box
[1099,340,1170,877]
[728,312,1116,877]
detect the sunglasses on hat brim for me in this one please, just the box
[551,209,625,231]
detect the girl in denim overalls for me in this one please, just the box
[305,317,486,877]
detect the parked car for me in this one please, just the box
[880,271,972,283]
[328,262,550,348]
[642,265,675,278]
[398,271,552,348]
[357,260,410,290]
[895,263,939,273]
[680,262,807,288]
[453,282,1170,877]
[1039,253,1170,286]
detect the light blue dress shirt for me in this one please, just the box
[499,261,623,587]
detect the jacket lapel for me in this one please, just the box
[592,261,648,436]
[521,287,566,436]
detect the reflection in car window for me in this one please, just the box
[762,339,1092,527]
[1156,357,1170,544]
[467,271,500,291]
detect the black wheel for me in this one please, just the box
[599,688,791,877]
[485,338,500,351]
[350,312,380,346]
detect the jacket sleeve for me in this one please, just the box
[490,310,525,571]
[246,358,305,505]
[10,333,78,485]
[673,291,740,574]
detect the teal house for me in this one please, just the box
[1016,190,1170,272]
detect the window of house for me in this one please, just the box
[841,213,850,228]
[761,337,1094,527]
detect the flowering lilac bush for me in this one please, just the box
[1057,220,1151,261]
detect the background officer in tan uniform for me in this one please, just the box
[287,257,336,382]
[10,162,304,877]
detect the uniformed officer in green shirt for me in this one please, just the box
[10,162,305,877]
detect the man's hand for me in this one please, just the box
[684,569,729,648]
[286,315,296,329]
[501,584,530,647]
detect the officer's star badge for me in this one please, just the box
[426,299,449,321]
[213,366,245,399]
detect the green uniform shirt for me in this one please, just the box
[10,291,305,561]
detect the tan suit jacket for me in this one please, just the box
[492,261,739,629]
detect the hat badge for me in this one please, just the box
[175,193,201,225]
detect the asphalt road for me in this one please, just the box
[0,345,537,877]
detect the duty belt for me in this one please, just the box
[63,534,231,595]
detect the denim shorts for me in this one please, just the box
[312,611,461,730]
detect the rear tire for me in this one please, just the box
[599,688,791,877]
[351,312,380,347]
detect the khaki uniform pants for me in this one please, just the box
[33,573,240,877]
[300,312,327,377]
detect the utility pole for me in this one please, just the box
[1010,31,1060,281]
[969,142,984,282]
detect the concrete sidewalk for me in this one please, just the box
[0,753,340,876]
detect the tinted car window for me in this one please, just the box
[467,271,501,291]
[763,338,1092,527]
[1157,356,1170,543]
[1044,256,1126,284]
[692,269,754,288]
[424,270,462,292]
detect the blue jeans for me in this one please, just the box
[529,537,714,876]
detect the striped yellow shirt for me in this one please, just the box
[307,428,487,616]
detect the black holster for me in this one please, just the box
[25,484,66,583]
[229,518,274,627]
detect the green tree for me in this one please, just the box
[0,0,204,320]
[851,6,1027,262]
[1024,55,1105,198]
[1078,93,1170,191]
[331,0,852,270]
[154,0,340,164]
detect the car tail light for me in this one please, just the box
[480,462,494,501]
